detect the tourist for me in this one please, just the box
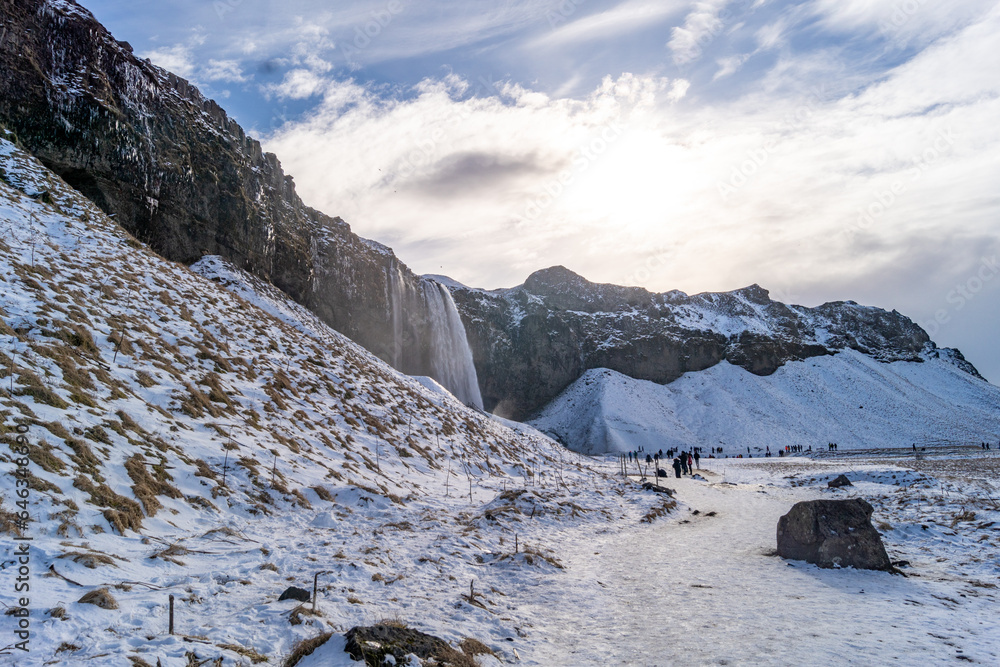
[693,450,700,469]
[672,457,682,478]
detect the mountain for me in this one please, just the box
[0,0,481,406]
[530,353,1000,455]
[0,134,611,665]
[449,265,982,420]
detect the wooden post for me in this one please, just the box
[271,453,278,488]
[168,594,175,635]
[312,572,321,613]
[222,447,230,488]
[515,533,518,554]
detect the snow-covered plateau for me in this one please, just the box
[1,134,1000,666]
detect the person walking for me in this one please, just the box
[687,451,694,474]
[672,457,682,478]
[693,450,701,469]
[680,452,689,475]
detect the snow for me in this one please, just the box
[511,455,1000,665]
[2,135,1000,666]
[530,352,1000,455]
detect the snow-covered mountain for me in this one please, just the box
[530,351,1000,455]
[449,265,986,420]
[0,135,622,665]
[0,0,483,404]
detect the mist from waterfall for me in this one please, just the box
[422,281,484,409]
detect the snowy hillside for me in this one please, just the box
[0,134,637,666]
[530,352,1000,455]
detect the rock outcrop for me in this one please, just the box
[451,266,980,419]
[776,499,891,570]
[0,0,481,403]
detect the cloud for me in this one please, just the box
[668,0,732,65]
[202,59,248,83]
[713,53,751,80]
[266,69,330,100]
[530,0,685,49]
[259,4,1000,381]
[809,0,994,46]
[142,43,197,79]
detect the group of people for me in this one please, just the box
[625,447,704,479]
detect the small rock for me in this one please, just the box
[828,474,853,488]
[278,586,311,602]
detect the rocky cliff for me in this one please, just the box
[0,0,474,395]
[450,266,981,420]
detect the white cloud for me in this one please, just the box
[668,0,732,65]
[142,43,197,79]
[202,59,248,83]
[810,0,994,46]
[266,69,330,100]
[713,53,750,80]
[530,0,685,49]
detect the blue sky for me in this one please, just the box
[80,0,1000,382]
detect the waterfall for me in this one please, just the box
[386,263,484,409]
[421,281,484,410]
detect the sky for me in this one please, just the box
[79,0,1000,382]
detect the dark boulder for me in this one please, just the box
[345,624,469,666]
[278,586,311,602]
[828,474,853,488]
[776,499,891,570]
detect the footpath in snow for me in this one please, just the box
[507,456,1000,666]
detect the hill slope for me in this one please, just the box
[530,352,1000,455]
[0,0,482,401]
[0,135,625,666]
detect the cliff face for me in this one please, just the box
[451,266,977,420]
[0,0,449,378]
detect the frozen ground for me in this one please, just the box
[506,453,1000,665]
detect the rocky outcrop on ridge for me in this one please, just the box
[0,0,453,381]
[450,266,980,419]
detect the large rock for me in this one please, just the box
[344,624,469,666]
[776,499,891,570]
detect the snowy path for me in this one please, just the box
[510,466,1000,666]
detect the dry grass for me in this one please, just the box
[58,551,117,569]
[311,485,334,502]
[193,459,219,482]
[0,499,24,537]
[458,637,495,658]
[641,498,678,524]
[65,437,102,477]
[73,476,143,533]
[217,643,269,664]
[78,587,118,610]
[282,632,332,667]
[14,370,68,408]
[124,454,182,516]
[24,439,65,473]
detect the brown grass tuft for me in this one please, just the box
[78,587,118,609]
[283,632,333,667]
